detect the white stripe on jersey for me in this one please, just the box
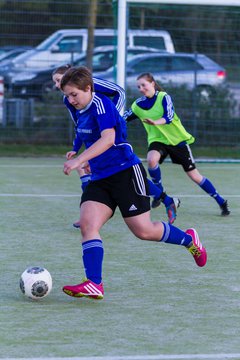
[136,95,147,104]
[93,95,106,115]
[93,77,125,112]
[133,164,147,196]
[165,94,174,122]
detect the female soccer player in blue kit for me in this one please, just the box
[124,72,230,217]
[52,65,125,227]
[53,65,177,226]
[60,66,207,300]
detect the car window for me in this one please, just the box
[1,50,23,61]
[133,37,166,50]
[37,32,62,50]
[95,36,115,47]
[57,36,83,53]
[93,52,114,71]
[75,51,115,71]
[171,57,203,71]
[128,56,170,74]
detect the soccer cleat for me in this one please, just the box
[73,221,81,229]
[151,196,162,209]
[220,200,230,216]
[186,228,207,267]
[166,198,180,224]
[63,279,104,300]
[151,191,166,209]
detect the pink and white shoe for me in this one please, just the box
[186,228,207,267]
[63,279,104,300]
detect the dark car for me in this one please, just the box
[0,46,33,65]
[5,46,160,99]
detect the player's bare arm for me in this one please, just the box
[143,118,167,125]
[63,128,115,175]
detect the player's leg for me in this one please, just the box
[187,168,230,215]
[63,181,115,300]
[118,164,206,267]
[147,146,180,223]
[73,166,92,229]
[181,145,230,216]
[124,212,207,267]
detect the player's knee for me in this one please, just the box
[79,220,94,235]
[148,158,158,168]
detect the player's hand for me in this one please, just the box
[81,162,91,174]
[63,159,80,176]
[66,151,77,160]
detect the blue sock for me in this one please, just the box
[82,239,104,284]
[147,178,173,208]
[147,178,162,198]
[148,165,164,193]
[80,174,91,192]
[161,194,174,207]
[160,222,192,246]
[199,177,225,206]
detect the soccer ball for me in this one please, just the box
[20,266,52,300]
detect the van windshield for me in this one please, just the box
[36,32,63,51]
[95,36,115,47]
[134,37,166,50]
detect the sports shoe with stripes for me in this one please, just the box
[62,279,104,300]
[166,198,180,224]
[186,228,207,267]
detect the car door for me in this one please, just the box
[125,55,171,91]
[169,56,203,88]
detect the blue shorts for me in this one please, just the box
[81,163,150,218]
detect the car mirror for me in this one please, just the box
[126,68,134,75]
[51,45,60,53]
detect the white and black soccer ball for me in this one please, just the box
[20,266,52,300]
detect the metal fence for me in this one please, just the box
[0,0,239,150]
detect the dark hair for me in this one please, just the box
[52,64,72,76]
[137,72,164,91]
[60,66,94,92]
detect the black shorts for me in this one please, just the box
[148,141,196,172]
[81,163,150,218]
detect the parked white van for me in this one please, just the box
[10,28,175,69]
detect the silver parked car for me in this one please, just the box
[96,52,227,99]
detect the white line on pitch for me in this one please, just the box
[3,353,240,360]
[0,194,80,197]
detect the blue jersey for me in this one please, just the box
[74,92,140,180]
[64,77,125,127]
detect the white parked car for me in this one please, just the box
[7,28,175,69]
